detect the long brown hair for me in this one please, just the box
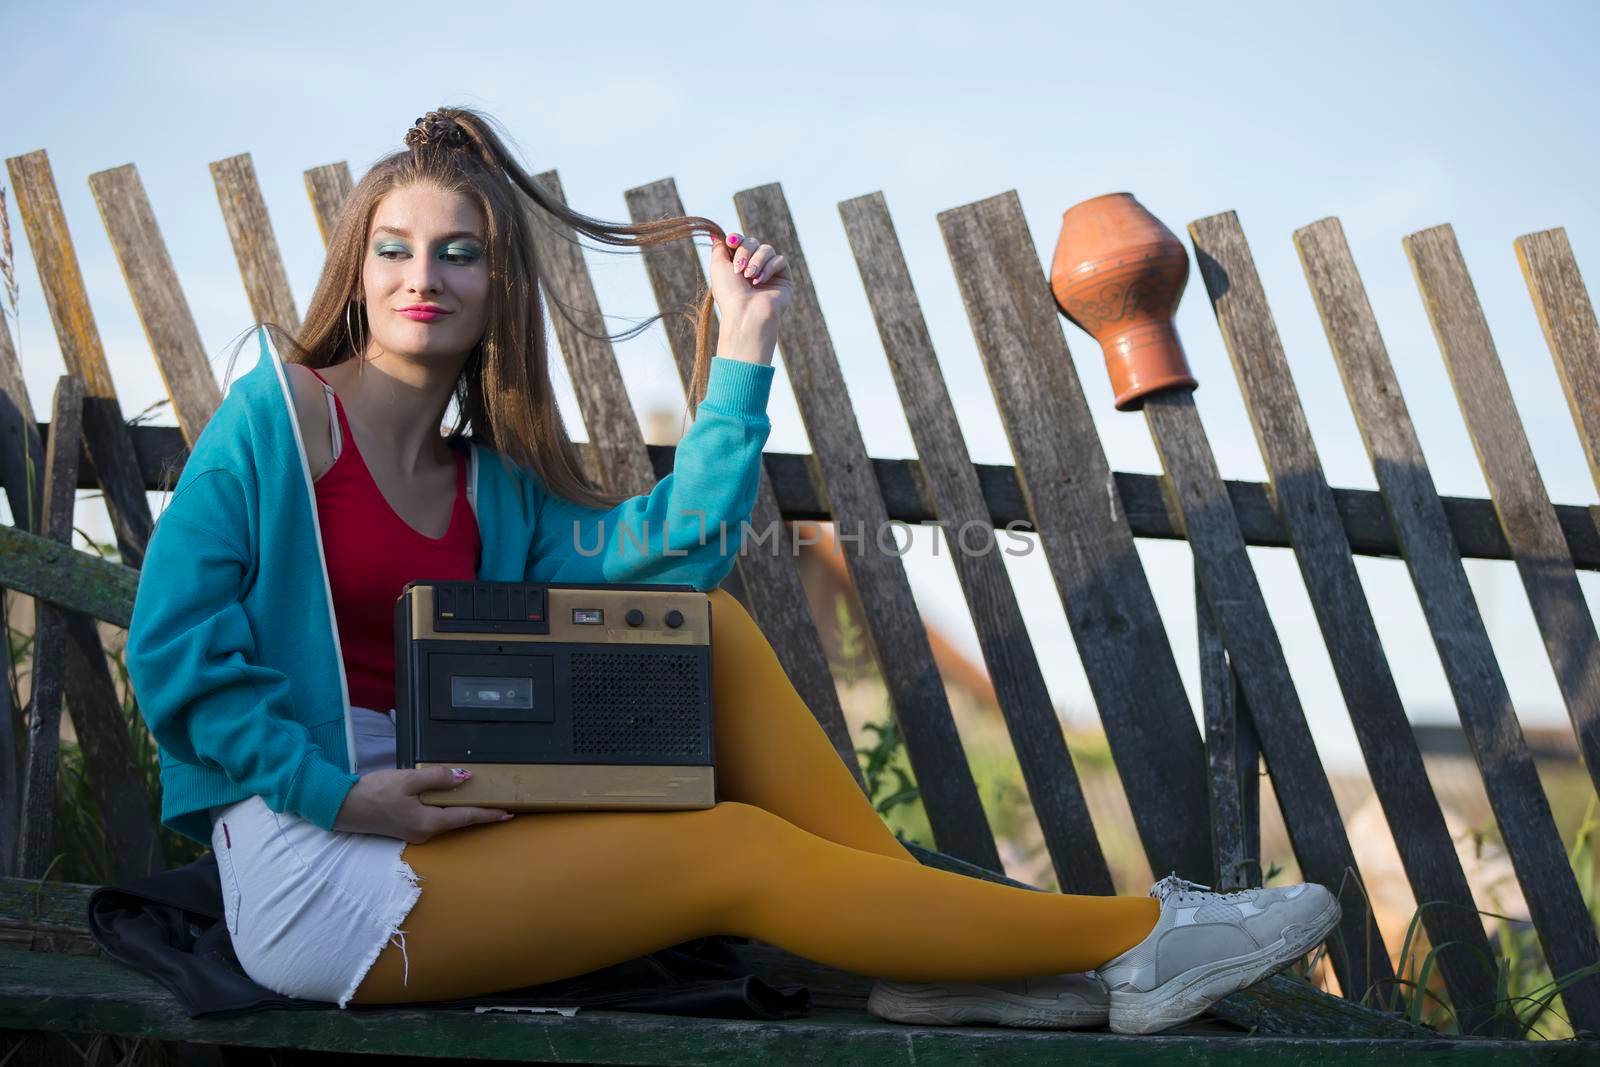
[267,106,728,509]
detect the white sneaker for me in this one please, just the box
[867,972,1108,1029]
[1098,874,1341,1034]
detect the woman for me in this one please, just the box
[125,106,1339,1035]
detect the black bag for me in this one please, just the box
[87,851,810,1020]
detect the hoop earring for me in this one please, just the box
[345,300,367,374]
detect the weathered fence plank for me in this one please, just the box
[624,178,863,788]
[2,373,160,881]
[48,422,1600,568]
[1517,228,1600,484]
[304,161,354,245]
[524,171,753,610]
[1190,211,1494,1028]
[1143,387,1393,1000]
[17,377,82,879]
[0,315,42,878]
[839,189,1113,893]
[8,160,179,878]
[526,170,661,496]
[1198,571,1260,891]
[210,153,300,333]
[87,163,222,445]
[56,611,162,881]
[0,525,138,631]
[4,150,153,569]
[1297,216,1600,1033]
[1406,223,1600,805]
[938,189,1212,883]
[0,317,43,537]
[0,590,15,879]
[1516,227,1600,557]
[735,182,1002,870]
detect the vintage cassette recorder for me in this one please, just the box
[394,580,715,812]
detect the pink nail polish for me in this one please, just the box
[728,234,741,248]
[735,258,746,271]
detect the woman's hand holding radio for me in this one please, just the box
[334,767,510,843]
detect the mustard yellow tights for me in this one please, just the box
[352,588,1158,1004]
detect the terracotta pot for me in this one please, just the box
[1050,192,1198,410]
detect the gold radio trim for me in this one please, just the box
[411,583,710,645]
[417,762,715,810]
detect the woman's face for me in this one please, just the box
[360,183,490,364]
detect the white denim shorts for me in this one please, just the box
[209,705,421,1008]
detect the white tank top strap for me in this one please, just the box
[322,385,342,461]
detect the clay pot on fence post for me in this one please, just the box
[1050,192,1198,410]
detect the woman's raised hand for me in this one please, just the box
[709,232,792,365]
[333,767,510,843]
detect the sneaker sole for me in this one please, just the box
[868,980,1108,1029]
[1107,892,1342,1035]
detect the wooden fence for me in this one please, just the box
[0,145,1598,1053]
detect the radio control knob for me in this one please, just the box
[665,609,684,628]
[625,608,645,627]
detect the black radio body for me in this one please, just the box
[393,580,715,811]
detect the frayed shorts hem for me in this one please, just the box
[210,794,424,1009]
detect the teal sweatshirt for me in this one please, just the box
[125,326,774,844]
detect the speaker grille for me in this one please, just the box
[570,651,705,757]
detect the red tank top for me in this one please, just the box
[307,366,480,712]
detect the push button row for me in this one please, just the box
[435,583,546,622]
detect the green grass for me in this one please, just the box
[1337,795,1600,1040]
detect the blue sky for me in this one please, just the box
[4,1,1598,773]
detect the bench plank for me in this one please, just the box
[4,951,1578,1062]
[0,873,1446,1044]
[1190,211,1495,1029]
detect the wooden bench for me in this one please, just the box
[0,849,1541,1064]
[1,145,1598,1059]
